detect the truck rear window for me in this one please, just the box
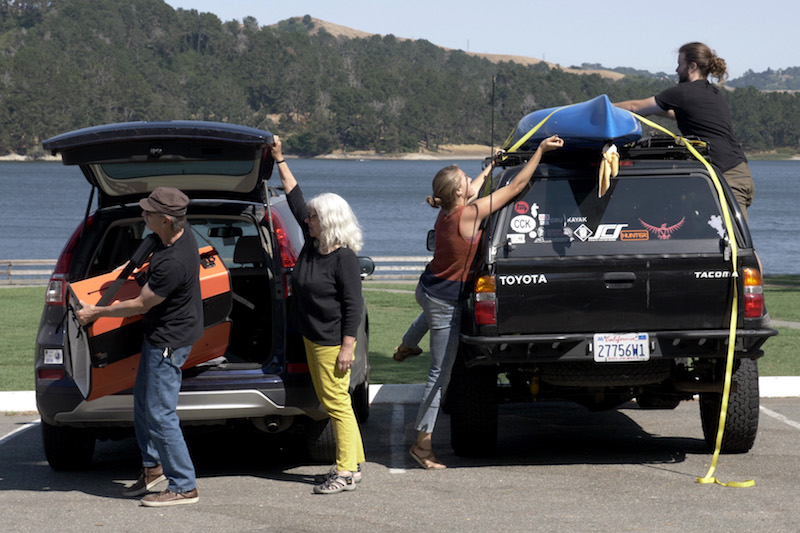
[502,175,727,257]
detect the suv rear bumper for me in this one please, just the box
[460,327,779,366]
[49,389,319,425]
[36,375,326,427]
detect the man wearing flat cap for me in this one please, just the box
[77,187,202,507]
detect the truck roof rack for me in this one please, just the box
[621,135,710,160]
[489,135,712,170]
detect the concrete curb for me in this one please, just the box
[4,379,799,413]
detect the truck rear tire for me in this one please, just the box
[449,355,498,457]
[699,357,759,454]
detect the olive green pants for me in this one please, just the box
[723,162,755,221]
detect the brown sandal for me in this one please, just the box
[393,344,423,362]
[409,444,446,470]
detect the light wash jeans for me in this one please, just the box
[134,339,197,493]
[402,312,429,351]
[413,285,461,433]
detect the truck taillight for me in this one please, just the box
[474,275,497,325]
[743,267,764,318]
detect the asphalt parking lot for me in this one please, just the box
[2,398,800,533]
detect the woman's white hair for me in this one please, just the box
[308,192,363,254]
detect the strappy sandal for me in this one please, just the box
[409,444,446,470]
[313,472,356,494]
[316,464,363,484]
[393,344,423,362]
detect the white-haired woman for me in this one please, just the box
[270,136,365,494]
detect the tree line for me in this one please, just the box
[1,0,798,157]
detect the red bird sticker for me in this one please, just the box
[639,217,685,240]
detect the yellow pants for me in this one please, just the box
[303,338,365,472]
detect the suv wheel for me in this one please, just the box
[303,418,336,464]
[449,354,498,457]
[699,358,759,454]
[41,421,96,471]
[351,381,370,424]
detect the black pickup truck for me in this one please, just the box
[448,138,778,457]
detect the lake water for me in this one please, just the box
[1,159,798,274]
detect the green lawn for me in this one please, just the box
[2,276,798,391]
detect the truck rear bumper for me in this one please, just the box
[460,327,779,365]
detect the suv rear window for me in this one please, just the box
[102,160,255,179]
[502,174,727,257]
[87,217,263,277]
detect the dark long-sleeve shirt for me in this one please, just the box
[286,186,363,345]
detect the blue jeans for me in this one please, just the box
[413,286,461,433]
[134,339,196,493]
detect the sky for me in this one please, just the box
[164,0,796,80]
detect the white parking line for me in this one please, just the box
[389,403,406,474]
[760,406,800,430]
[0,419,40,446]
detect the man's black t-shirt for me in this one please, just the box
[655,80,747,172]
[144,225,203,349]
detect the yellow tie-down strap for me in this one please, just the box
[503,108,563,155]
[630,112,753,488]
[489,107,563,197]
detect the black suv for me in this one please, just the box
[35,121,372,470]
[449,137,778,457]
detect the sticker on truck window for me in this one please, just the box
[639,217,685,240]
[588,224,628,241]
[507,233,526,244]
[573,224,593,242]
[510,215,537,233]
[620,229,649,241]
[707,215,727,238]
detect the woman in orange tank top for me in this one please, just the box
[405,135,564,469]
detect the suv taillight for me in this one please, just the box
[743,267,764,318]
[270,208,298,296]
[45,221,88,306]
[474,275,497,325]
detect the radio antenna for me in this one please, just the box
[490,75,496,158]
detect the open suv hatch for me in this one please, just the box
[35,121,372,470]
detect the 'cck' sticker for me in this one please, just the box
[639,217,685,240]
[510,215,536,233]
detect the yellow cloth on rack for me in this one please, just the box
[598,143,619,197]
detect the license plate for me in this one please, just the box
[593,333,650,362]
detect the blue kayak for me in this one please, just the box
[502,94,642,152]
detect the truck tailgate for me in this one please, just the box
[495,255,734,335]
